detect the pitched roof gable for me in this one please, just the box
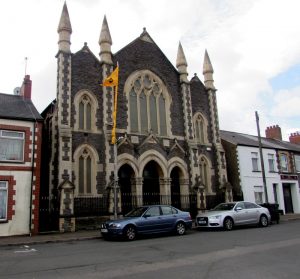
[0,93,42,121]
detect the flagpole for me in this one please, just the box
[113,84,118,219]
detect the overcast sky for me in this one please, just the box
[0,0,299,140]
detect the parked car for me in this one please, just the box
[100,205,193,240]
[195,201,271,231]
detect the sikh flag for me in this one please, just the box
[102,66,119,87]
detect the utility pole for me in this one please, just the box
[255,111,268,203]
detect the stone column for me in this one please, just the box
[179,178,190,209]
[159,178,171,205]
[132,177,143,206]
[58,181,75,232]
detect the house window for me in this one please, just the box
[294,155,300,172]
[254,186,263,204]
[280,153,289,172]
[0,181,8,221]
[251,152,259,171]
[0,130,24,162]
[268,154,275,172]
[194,114,208,143]
[127,71,169,136]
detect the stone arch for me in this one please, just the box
[138,150,168,178]
[73,144,100,196]
[193,112,209,143]
[168,158,189,208]
[74,89,98,132]
[124,69,172,136]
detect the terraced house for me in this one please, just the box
[40,3,230,232]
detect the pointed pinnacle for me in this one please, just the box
[99,15,112,45]
[57,2,72,33]
[176,42,188,68]
[203,49,213,74]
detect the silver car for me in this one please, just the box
[195,201,271,230]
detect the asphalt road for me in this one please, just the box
[1,221,300,279]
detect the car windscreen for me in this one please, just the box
[125,207,148,217]
[213,203,235,211]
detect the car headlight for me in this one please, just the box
[209,215,221,220]
[109,223,121,228]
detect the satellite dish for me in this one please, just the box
[13,87,21,95]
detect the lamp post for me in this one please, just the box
[255,111,268,203]
[113,141,118,219]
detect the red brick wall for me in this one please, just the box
[0,175,16,221]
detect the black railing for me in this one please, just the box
[74,197,108,217]
[73,193,213,219]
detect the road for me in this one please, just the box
[1,221,300,279]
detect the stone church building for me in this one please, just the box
[41,3,231,232]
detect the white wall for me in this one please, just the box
[0,171,31,236]
[0,119,34,236]
[237,146,280,204]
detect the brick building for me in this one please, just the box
[41,3,230,232]
[0,75,43,236]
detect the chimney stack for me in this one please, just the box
[289,132,300,144]
[265,125,282,140]
[20,75,32,99]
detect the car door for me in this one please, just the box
[244,202,260,224]
[136,206,163,233]
[233,202,248,225]
[160,206,178,231]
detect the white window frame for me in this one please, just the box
[254,186,264,204]
[268,153,275,172]
[0,130,24,162]
[251,152,259,172]
[0,181,8,221]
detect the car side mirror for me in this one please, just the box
[143,214,151,218]
[236,207,243,211]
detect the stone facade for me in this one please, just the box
[41,3,230,231]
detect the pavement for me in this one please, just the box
[1,214,300,247]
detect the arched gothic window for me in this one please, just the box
[75,147,97,196]
[126,71,170,136]
[74,90,97,132]
[194,113,208,143]
[199,156,212,193]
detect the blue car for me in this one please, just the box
[100,205,193,240]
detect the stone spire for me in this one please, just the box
[176,42,188,83]
[99,15,113,65]
[57,2,72,53]
[203,49,214,89]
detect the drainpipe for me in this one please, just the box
[29,121,37,236]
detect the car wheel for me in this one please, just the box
[223,217,234,231]
[123,225,136,241]
[176,222,186,235]
[259,215,269,227]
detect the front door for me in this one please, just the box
[283,184,294,213]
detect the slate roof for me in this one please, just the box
[0,93,43,121]
[220,130,300,153]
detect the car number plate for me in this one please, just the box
[101,229,108,233]
[198,220,207,224]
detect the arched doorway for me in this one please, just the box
[118,164,134,214]
[143,161,161,205]
[171,167,181,208]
